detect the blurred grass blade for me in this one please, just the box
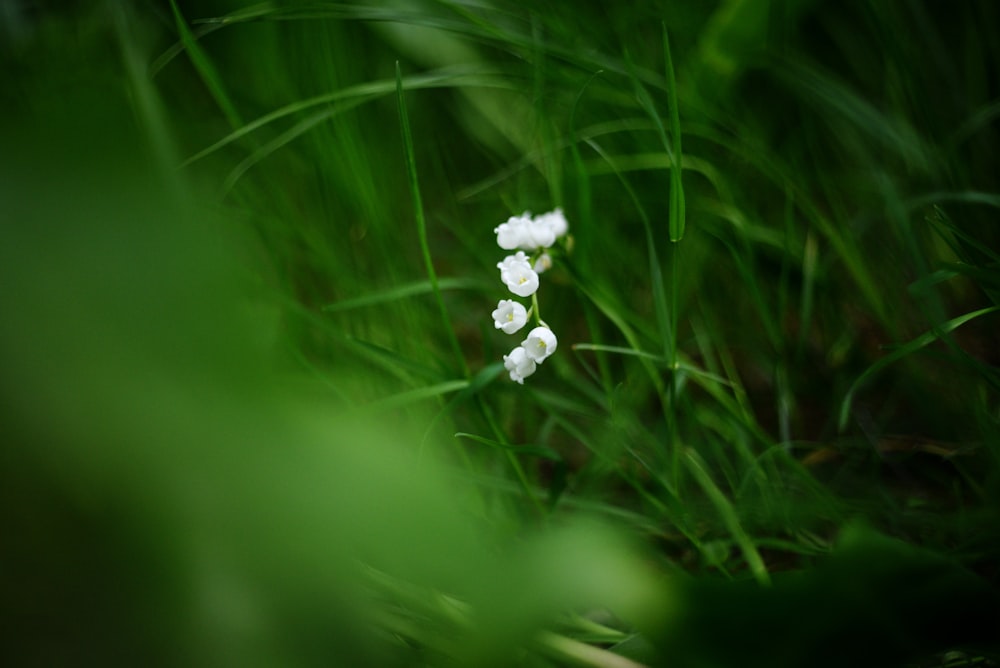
[221,106,346,195]
[182,65,512,167]
[455,433,563,462]
[323,277,486,313]
[573,343,733,387]
[418,363,506,457]
[168,0,242,130]
[663,22,686,243]
[583,139,671,361]
[363,380,470,413]
[684,449,770,586]
[838,306,1000,431]
[111,3,181,186]
[396,61,467,376]
[564,257,669,409]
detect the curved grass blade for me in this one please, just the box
[182,65,514,167]
[362,380,470,413]
[220,104,354,195]
[572,343,733,388]
[323,277,487,313]
[454,433,563,462]
[838,305,1000,431]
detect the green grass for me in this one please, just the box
[2,1,1000,666]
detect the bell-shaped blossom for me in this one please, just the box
[524,220,556,249]
[495,214,532,250]
[522,326,557,363]
[495,209,567,251]
[492,299,528,334]
[503,345,537,384]
[533,253,552,274]
[497,251,528,281]
[497,251,539,297]
[534,208,568,239]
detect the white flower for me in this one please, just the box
[522,326,557,363]
[495,214,531,250]
[503,345,537,384]
[533,253,552,274]
[497,251,528,281]
[524,219,556,249]
[534,208,568,240]
[495,209,566,251]
[492,299,528,334]
[497,251,539,297]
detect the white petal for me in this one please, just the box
[503,345,536,383]
[504,264,539,297]
[526,221,556,249]
[534,208,568,239]
[533,253,552,274]
[497,251,530,283]
[522,326,557,362]
[495,215,532,250]
[492,299,527,334]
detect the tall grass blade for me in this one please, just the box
[663,23,686,243]
[168,0,243,130]
[396,61,467,376]
[684,450,771,586]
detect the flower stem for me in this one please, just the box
[531,291,542,327]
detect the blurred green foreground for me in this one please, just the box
[3,2,1000,667]
[0,77,659,666]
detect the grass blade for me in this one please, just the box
[323,277,487,313]
[396,61,467,376]
[454,433,563,462]
[684,449,771,586]
[838,306,1000,431]
[663,22,686,243]
[362,380,470,413]
[168,0,243,130]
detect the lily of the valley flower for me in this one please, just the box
[495,214,532,250]
[497,251,539,297]
[494,209,565,251]
[522,326,557,363]
[533,253,552,274]
[492,299,528,334]
[491,208,569,383]
[533,208,568,239]
[503,345,537,384]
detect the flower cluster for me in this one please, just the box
[490,209,568,383]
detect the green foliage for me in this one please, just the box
[2,1,999,666]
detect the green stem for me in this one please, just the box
[531,291,542,327]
